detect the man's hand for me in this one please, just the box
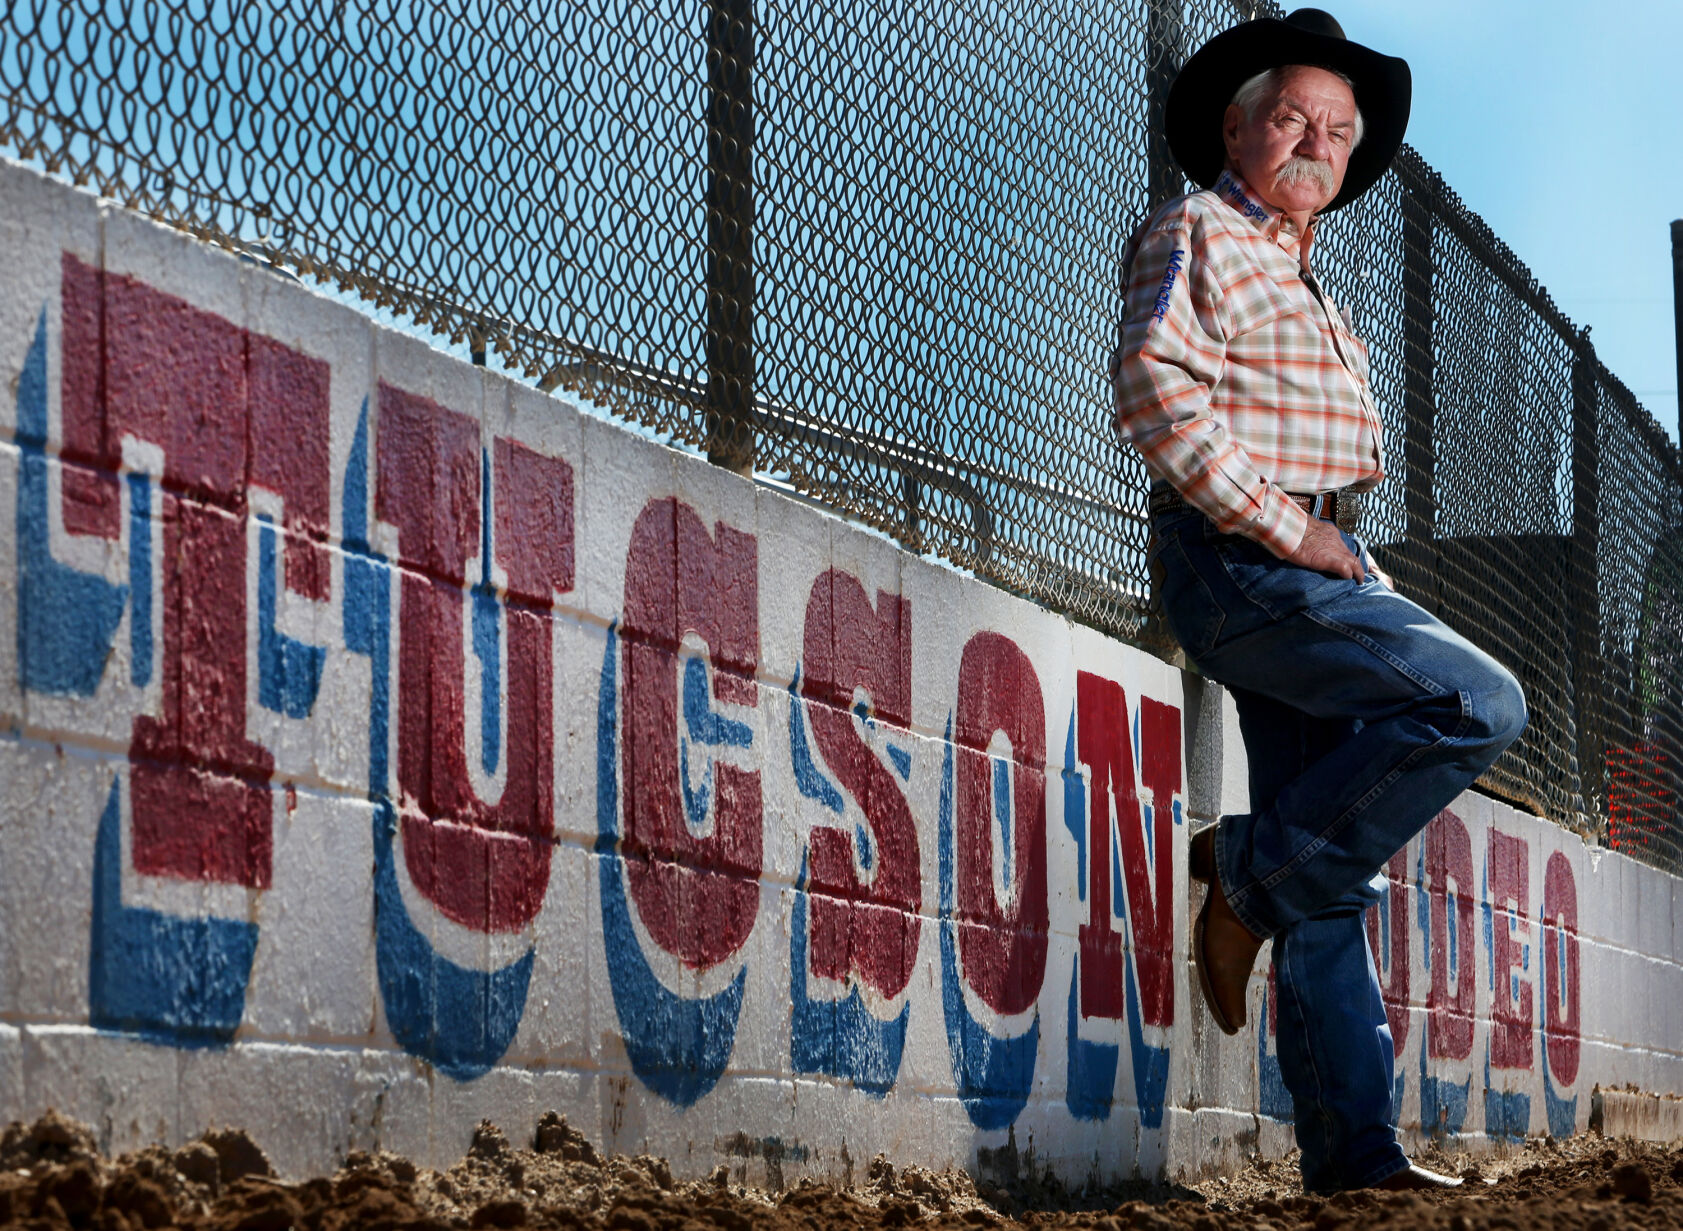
[1282,516,1366,581]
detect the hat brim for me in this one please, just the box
[1165,18,1411,212]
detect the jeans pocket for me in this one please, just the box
[1211,526,1357,623]
[1158,531,1225,659]
[1208,530,1286,615]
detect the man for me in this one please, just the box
[1110,9,1527,1193]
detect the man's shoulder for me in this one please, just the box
[1132,189,1247,247]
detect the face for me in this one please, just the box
[1222,65,1358,221]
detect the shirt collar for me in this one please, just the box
[1214,168,1313,258]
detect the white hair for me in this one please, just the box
[1231,67,1365,148]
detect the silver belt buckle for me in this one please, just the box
[1331,490,1362,534]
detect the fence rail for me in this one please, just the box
[4,0,1679,871]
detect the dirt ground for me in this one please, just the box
[2,1109,1679,1231]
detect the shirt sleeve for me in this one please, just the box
[1109,213,1310,557]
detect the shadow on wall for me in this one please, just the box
[1381,527,1683,873]
[1379,533,1609,848]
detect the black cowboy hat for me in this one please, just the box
[1165,8,1411,213]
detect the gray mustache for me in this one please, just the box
[1274,156,1335,193]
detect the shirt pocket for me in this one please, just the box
[1342,330,1373,386]
[1224,289,1310,338]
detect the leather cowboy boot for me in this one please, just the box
[1194,865,1263,1035]
[1189,825,1214,883]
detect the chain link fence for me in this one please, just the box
[4,0,1678,871]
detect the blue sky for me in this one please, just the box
[1330,0,1682,440]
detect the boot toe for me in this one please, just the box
[1372,1164,1463,1192]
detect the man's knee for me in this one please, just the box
[1468,663,1527,754]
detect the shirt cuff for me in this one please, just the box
[1250,488,1311,558]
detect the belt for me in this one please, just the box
[1147,486,1360,533]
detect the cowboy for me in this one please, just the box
[1110,9,1527,1192]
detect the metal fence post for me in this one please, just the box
[1672,220,1683,425]
[1570,333,1604,820]
[1135,0,1187,663]
[1399,168,1439,607]
[705,0,756,473]
[1145,0,1185,211]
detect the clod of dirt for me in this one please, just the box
[318,1181,436,1231]
[174,1140,223,1192]
[472,1196,530,1227]
[103,1170,176,1228]
[220,1177,302,1231]
[471,1119,515,1165]
[341,1146,421,1190]
[202,1127,273,1185]
[534,1111,602,1167]
[897,1162,973,1212]
[879,1194,922,1226]
[39,1158,103,1223]
[632,1154,673,1192]
[1610,1160,1653,1203]
[0,1108,100,1170]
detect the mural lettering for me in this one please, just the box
[1541,850,1581,1136]
[365,385,575,1077]
[1425,809,1476,1060]
[1063,672,1178,1125]
[1482,827,1533,1138]
[1485,828,1534,1071]
[1366,849,1412,1059]
[939,631,1047,1129]
[1420,809,1474,1133]
[790,568,917,1094]
[21,257,329,1044]
[5,243,1599,1151]
[599,497,760,1106]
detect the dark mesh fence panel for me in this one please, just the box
[4,0,1678,871]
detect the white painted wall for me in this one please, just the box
[0,160,1677,1184]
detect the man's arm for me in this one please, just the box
[1110,215,1364,579]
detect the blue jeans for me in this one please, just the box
[1151,505,1526,1190]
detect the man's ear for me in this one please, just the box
[1221,103,1244,162]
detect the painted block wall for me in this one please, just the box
[0,159,1678,1184]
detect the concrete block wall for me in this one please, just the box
[0,158,1678,1183]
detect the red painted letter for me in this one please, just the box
[1426,809,1476,1060]
[954,632,1048,1016]
[801,569,919,998]
[59,257,331,889]
[1487,828,1534,1069]
[1074,672,1179,1027]
[1542,850,1580,1085]
[377,385,574,932]
[621,497,761,970]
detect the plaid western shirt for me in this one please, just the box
[1109,169,1385,557]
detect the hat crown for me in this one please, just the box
[1283,8,1346,41]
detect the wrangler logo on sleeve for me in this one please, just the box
[1151,248,1187,323]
